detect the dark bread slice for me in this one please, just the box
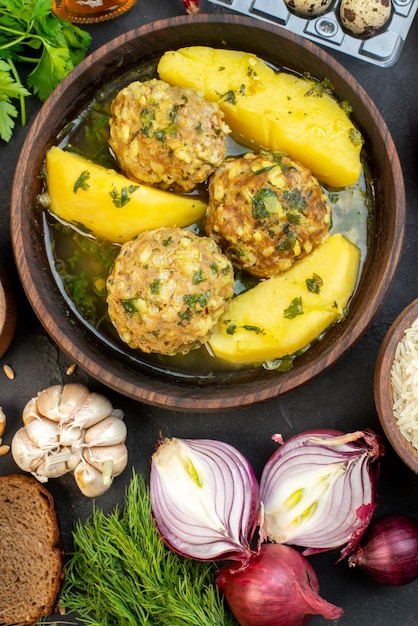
[0,474,63,625]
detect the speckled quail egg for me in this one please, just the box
[285,0,334,16]
[339,0,392,37]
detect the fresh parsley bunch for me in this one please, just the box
[0,0,91,141]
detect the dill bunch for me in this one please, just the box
[60,471,237,626]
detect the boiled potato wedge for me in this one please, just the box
[158,47,362,189]
[45,146,207,243]
[208,234,360,365]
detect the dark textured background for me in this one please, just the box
[0,2,417,624]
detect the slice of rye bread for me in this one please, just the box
[0,474,63,625]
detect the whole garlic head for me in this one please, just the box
[11,383,128,497]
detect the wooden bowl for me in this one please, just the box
[374,299,418,474]
[10,14,405,411]
[0,268,17,359]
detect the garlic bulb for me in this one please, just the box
[11,383,128,497]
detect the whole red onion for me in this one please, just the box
[348,514,418,585]
[216,543,343,626]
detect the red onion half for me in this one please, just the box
[150,437,260,564]
[348,514,418,585]
[260,429,385,560]
[216,543,344,626]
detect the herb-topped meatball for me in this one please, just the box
[106,227,234,355]
[109,79,230,192]
[205,152,332,279]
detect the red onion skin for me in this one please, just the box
[348,515,418,585]
[216,543,344,626]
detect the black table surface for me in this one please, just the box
[0,2,417,624]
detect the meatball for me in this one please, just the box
[109,79,230,192]
[106,227,234,355]
[205,152,332,278]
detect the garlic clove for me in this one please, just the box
[25,415,60,450]
[11,427,47,472]
[36,455,69,479]
[70,391,114,429]
[83,443,128,479]
[36,383,92,422]
[35,384,65,421]
[74,460,113,497]
[58,383,91,419]
[59,422,83,447]
[84,414,127,447]
[22,396,41,425]
[67,452,81,471]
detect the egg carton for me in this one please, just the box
[208,0,417,67]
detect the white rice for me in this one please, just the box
[391,317,418,451]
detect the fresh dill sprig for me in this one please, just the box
[60,471,237,626]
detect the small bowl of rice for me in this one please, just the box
[375,298,418,474]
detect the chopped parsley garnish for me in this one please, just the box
[284,296,304,319]
[306,273,323,294]
[110,185,139,208]
[276,229,297,251]
[304,76,335,98]
[73,170,90,193]
[252,188,279,219]
[193,269,206,284]
[242,325,265,334]
[183,292,210,309]
[349,128,364,147]
[224,321,265,335]
[340,100,353,115]
[121,297,143,317]
[150,279,162,295]
[220,89,237,105]
[140,107,155,136]
[283,188,307,213]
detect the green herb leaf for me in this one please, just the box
[242,325,265,334]
[306,273,323,294]
[0,59,30,141]
[0,0,91,140]
[110,185,139,208]
[73,169,90,193]
[284,296,304,319]
[252,187,279,219]
[121,297,143,317]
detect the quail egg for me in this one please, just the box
[340,0,392,36]
[285,0,334,16]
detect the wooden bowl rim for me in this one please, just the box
[10,14,406,411]
[374,299,418,474]
[0,269,17,359]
